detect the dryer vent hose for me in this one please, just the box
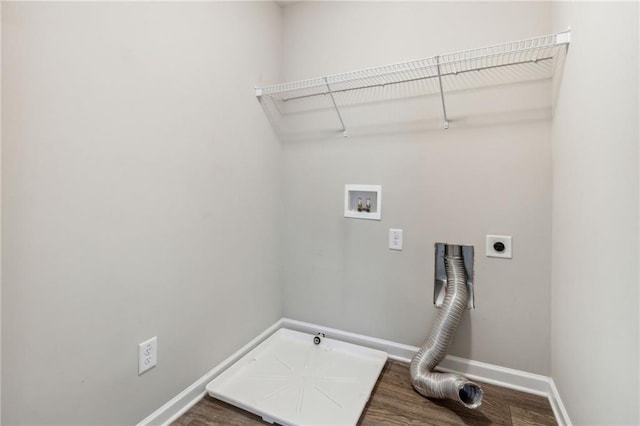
[409,244,484,409]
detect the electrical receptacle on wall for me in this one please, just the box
[486,235,512,258]
[389,229,403,250]
[138,336,157,375]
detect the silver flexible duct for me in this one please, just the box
[409,244,484,409]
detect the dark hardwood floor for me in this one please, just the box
[172,360,557,426]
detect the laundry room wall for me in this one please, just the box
[2,2,282,424]
[279,1,554,375]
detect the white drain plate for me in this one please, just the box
[206,328,388,426]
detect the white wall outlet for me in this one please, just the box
[486,235,512,259]
[389,229,403,250]
[138,336,157,375]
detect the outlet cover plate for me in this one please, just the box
[139,336,157,375]
[486,235,512,259]
[389,229,403,250]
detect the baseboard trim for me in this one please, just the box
[136,319,285,426]
[279,318,419,362]
[548,377,572,426]
[138,317,571,426]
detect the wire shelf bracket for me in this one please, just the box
[435,56,449,130]
[255,30,570,135]
[323,77,348,137]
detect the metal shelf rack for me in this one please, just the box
[256,31,570,136]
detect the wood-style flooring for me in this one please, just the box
[172,360,557,426]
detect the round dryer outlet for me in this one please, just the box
[486,235,512,258]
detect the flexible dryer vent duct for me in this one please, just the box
[410,244,484,409]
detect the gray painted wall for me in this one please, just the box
[0,2,3,420]
[279,2,554,375]
[2,2,282,424]
[4,2,638,424]
[551,2,639,424]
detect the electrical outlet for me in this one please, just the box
[389,229,403,250]
[486,235,512,259]
[138,336,157,375]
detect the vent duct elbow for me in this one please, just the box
[410,244,484,409]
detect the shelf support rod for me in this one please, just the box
[323,77,348,137]
[435,56,449,129]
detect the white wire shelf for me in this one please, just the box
[256,31,570,136]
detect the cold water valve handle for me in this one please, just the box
[313,333,325,345]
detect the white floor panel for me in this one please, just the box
[206,328,388,426]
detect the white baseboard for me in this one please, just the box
[279,318,419,362]
[136,319,285,426]
[138,317,571,426]
[548,377,572,426]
